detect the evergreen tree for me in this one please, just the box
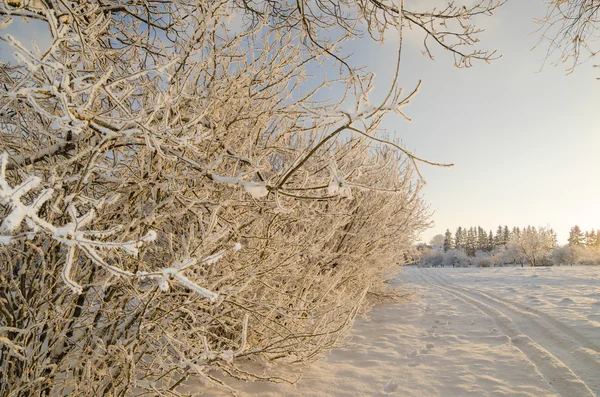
[488,230,494,251]
[516,227,522,237]
[477,226,487,251]
[568,225,584,246]
[512,226,521,239]
[586,230,597,247]
[585,231,590,246]
[455,227,465,250]
[494,225,503,248]
[503,225,510,245]
[443,229,453,252]
[466,227,477,257]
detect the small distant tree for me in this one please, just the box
[465,227,477,257]
[503,225,511,245]
[455,226,465,250]
[512,226,521,239]
[585,231,591,246]
[514,226,555,266]
[568,225,585,246]
[586,230,597,247]
[430,234,446,248]
[488,230,494,251]
[477,226,488,251]
[443,229,453,252]
[494,225,504,248]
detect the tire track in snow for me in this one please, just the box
[427,271,600,351]
[416,269,597,397]
[424,270,600,388]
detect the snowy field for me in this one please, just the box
[201,266,600,396]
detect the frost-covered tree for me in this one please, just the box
[552,245,581,266]
[569,225,585,246]
[503,225,511,245]
[513,226,555,267]
[586,229,597,247]
[442,249,469,268]
[585,231,591,245]
[473,251,493,267]
[477,226,488,251]
[443,229,453,252]
[465,227,477,257]
[419,247,443,267]
[493,242,524,266]
[430,234,445,248]
[0,0,504,394]
[512,226,521,239]
[455,226,465,250]
[494,225,504,248]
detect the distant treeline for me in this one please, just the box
[419,225,600,268]
[439,226,558,257]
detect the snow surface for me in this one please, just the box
[197,266,600,396]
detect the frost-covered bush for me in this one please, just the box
[577,246,600,266]
[536,256,554,266]
[418,248,443,267]
[551,244,600,266]
[491,245,520,266]
[0,0,501,394]
[442,249,469,268]
[418,248,471,268]
[474,252,493,268]
[552,245,579,265]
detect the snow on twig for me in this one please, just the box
[0,152,217,300]
[211,174,269,198]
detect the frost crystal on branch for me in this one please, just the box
[211,174,269,198]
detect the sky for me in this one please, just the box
[348,1,600,245]
[1,1,598,245]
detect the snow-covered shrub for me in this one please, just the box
[474,252,493,268]
[551,244,600,266]
[577,246,600,266]
[490,248,506,266]
[442,249,469,268]
[537,256,553,266]
[418,248,444,267]
[0,0,502,394]
[552,245,579,266]
[496,242,526,266]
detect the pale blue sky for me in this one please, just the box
[355,1,600,244]
[1,2,598,244]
